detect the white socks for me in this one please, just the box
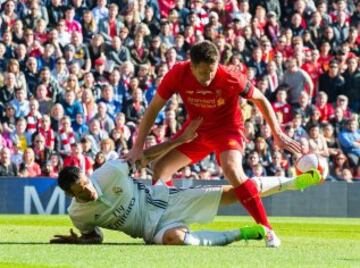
[183,230,240,246]
[251,176,296,197]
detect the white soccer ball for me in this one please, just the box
[295,153,321,174]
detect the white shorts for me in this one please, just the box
[152,186,223,244]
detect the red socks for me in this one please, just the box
[234,179,272,229]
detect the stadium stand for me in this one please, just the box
[0,0,358,182]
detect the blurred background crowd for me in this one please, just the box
[0,0,358,182]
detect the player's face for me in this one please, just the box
[70,174,98,202]
[191,62,218,86]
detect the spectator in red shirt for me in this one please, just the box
[64,6,82,34]
[315,91,334,123]
[19,147,42,177]
[63,143,93,176]
[272,87,292,124]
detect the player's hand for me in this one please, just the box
[273,132,301,155]
[50,228,79,244]
[177,117,203,144]
[123,146,144,165]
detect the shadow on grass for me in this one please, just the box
[0,242,142,246]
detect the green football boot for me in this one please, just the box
[294,168,322,191]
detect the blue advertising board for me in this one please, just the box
[0,177,72,214]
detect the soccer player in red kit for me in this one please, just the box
[126,41,302,247]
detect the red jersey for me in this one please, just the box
[316,103,334,122]
[301,61,321,96]
[64,155,93,175]
[157,61,254,133]
[271,102,292,124]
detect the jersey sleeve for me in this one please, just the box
[226,66,255,99]
[237,73,255,99]
[156,64,180,100]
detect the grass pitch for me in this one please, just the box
[0,216,360,268]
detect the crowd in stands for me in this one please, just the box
[0,0,359,182]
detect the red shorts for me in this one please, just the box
[173,126,245,164]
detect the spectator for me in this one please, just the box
[92,0,109,24]
[81,136,96,159]
[61,89,84,126]
[338,117,360,167]
[86,118,109,153]
[330,107,347,135]
[64,6,81,34]
[308,123,330,176]
[9,88,30,118]
[72,113,89,140]
[246,46,267,78]
[335,95,352,119]
[329,151,351,181]
[10,117,32,153]
[244,151,265,177]
[49,153,62,177]
[343,56,360,112]
[254,136,272,169]
[81,88,98,123]
[340,168,353,183]
[32,133,52,172]
[81,10,97,43]
[2,103,16,134]
[19,147,42,177]
[292,91,312,120]
[98,3,123,42]
[315,91,334,123]
[322,123,341,156]
[0,147,18,176]
[63,142,93,176]
[318,59,345,103]
[48,0,65,27]
[98,84,122,119]
[26,99,42,135]
[271,87,292,125]
[282,57,314,105]
[38,114,55,150]
[0,73,16,105]
[94,102,115,133]
[124,88,146,123]
[100,138,118,160]
[93,151,106,170]
[51,57,69,87]
[24,57,39,96]
[105,36,131,68]
[57,116,75,156]
[267,150,287,176]
[130,33,151,69]
[39,67,62,103]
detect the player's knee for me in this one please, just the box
[222,165,246,184]
[162,228,185,245]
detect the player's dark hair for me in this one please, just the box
[190,40,219,65]
[58,166,81,191]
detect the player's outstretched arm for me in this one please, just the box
[249,88,301,154]
[140,117,203,166]
[125,93,167,164]
[50,228,103,244]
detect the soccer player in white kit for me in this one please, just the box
[50,119,321,246]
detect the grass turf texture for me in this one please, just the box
[1,216,360,268]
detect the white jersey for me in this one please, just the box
[68,160,170,243]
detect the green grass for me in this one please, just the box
[1,216,360,268]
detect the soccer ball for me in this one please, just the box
[295,153,323,175]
